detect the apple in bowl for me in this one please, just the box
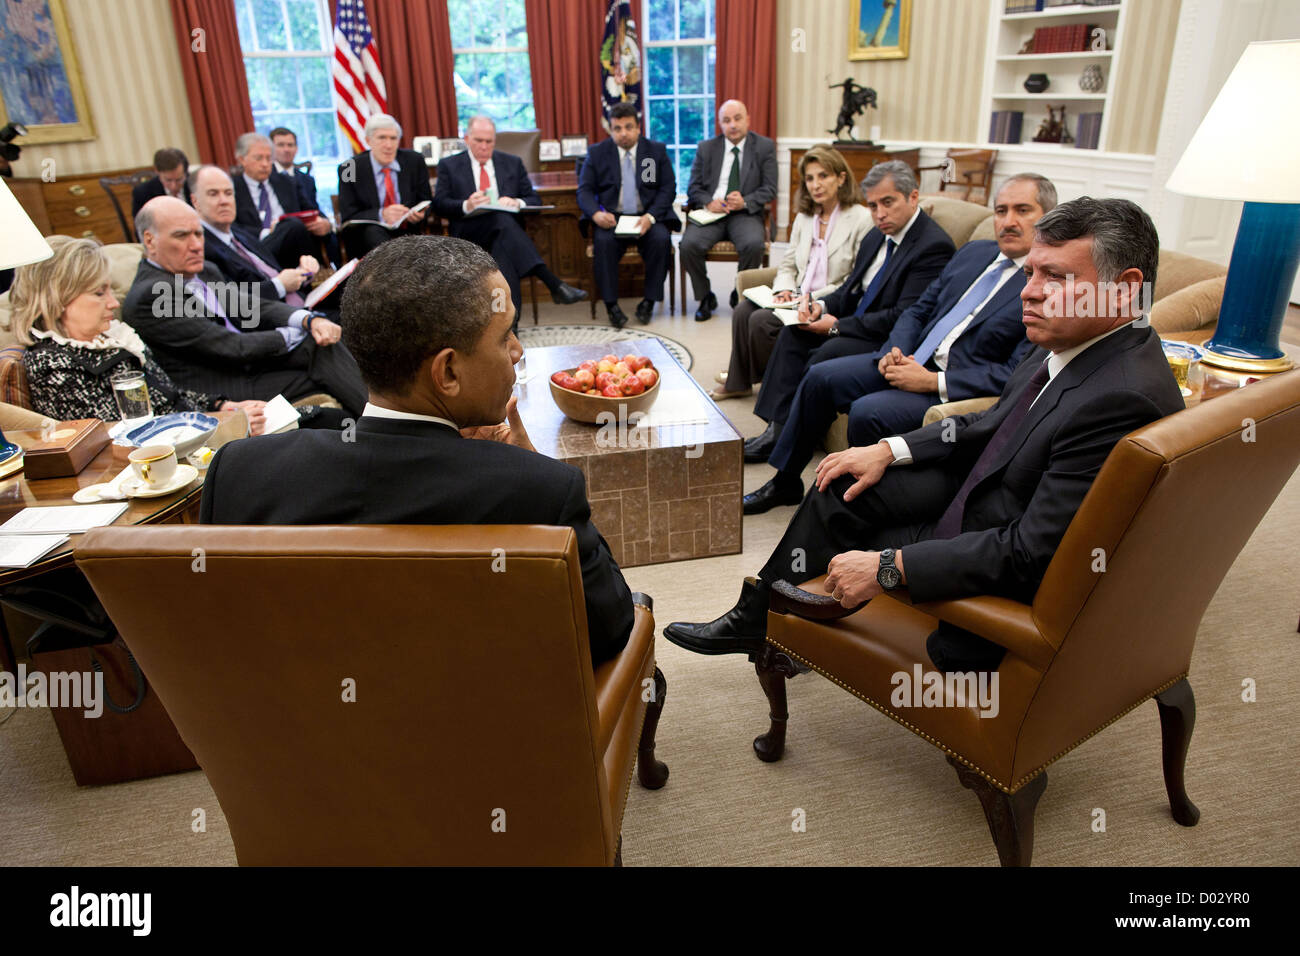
[549,354,662,423]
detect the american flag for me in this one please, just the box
[332,0,388,154]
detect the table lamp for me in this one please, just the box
[1165,39,1300,373]
[0,177,54,478]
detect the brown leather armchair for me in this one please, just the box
[754,369,1300,865]
[75,524,668,865]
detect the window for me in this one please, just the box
[235,0,347,208]
[448,0,535,131]
[643,0,715,193]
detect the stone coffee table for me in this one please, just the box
[513,338,743,568]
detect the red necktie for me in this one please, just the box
[478,163,490,192]
[383,167,397,207]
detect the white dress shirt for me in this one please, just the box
[712,137,746,201]
[462,157,499,214]
[362,402,459,430]
[931,253,1028,401]
[849,206,921,307]
[243,173,284,239]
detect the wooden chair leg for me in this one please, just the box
[949,757,1047,866]
[613,834,623,867]
[636,666,669,789]
[753,643,800,762]
[1155,678,1201,826]
[669,247,676,315]
[530,276,539,325]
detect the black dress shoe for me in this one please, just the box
[742,420,782,463]
[729,289,739,308]
[694,291,718,321]
[663,577,770,656]
[742,476,804,515]
[606,303,629,329]
[635,299,654,324]
[551,281,588,305]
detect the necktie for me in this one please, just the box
[258,184,272,230]
[913,258,1016,366]
[620,150,639,214]
[186,277,241,334]
[726,146,741,194]
[853,238,895,317]
[383,167,397,207]
[231,236,305,307]
[932,357,1052,539]
[478,162,490,193]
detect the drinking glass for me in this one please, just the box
[111,368,152,426]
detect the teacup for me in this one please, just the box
[128,444,178,488]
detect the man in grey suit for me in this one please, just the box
[121,197,367,420]
[679,99,778,321]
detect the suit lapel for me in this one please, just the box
[356,151,380,210]
[824,207,858,259]
[852,230,885,290]
[872,211,926,287]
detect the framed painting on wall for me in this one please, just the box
[0,0,95,144]
[850,0,912,62]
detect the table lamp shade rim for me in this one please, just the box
[1165,39,1300,203]
[0,177,54,271]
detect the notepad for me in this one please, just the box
[342,200,432,231]
[688,208,729,226]
[464,202,554,217]
[0,534,70,569]
[773,308,803,326]
[304,258,357,308]
[615,215,643,237]
[261,394,302,435]
[0,502,128,535]
[742,285,807,311]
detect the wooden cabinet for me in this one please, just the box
[10,168,141,244]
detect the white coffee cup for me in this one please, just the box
[128,444,178,487]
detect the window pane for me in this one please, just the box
[475,0,502,46]
[647,0,675,42]
[503,101,535,131]
[647,46,673,93]
[235,0,255,48]
[504,0,527,46]
[264,57,303,110]
[677,147,696,191]
[680,0,706,39]
[306,111,343,162]
[286,0,322,51]
[505,51,531,103]
[454,52,478,99]
[251,0,288,51]
[648,98,676,144]
[480,53,508,98]
[245,58,270,113]
[706,43,716,93]
[678,96,708,147]
[448,0,474,48]
[298,55,331,107]
[677,45,704,95]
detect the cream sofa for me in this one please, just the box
[735,195,1229,451]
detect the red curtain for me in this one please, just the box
[525,0,606,141]
[367,0,460,142]
[714,0,777,139]
[169,0,255,165]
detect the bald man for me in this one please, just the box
[680,100,778,320]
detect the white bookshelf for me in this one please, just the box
[979,1,1128,151]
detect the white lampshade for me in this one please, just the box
[1166,39,1300,203]
[0,177,53,269]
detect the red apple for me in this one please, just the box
[600,354,619,366]
[621,375,646,396]
[578,360,598,372]
[595,371,616,390]
[612,362,632,379]
[636,368,658,388]
[600,384,622,398]
[627,355,650,372]
[574,368,596,389]
[550,371,568,386]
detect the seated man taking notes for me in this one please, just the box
[200,235,633,666]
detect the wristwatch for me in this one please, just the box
[877,548,902,591]
[827,320,840,337]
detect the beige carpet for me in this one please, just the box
[3,261,1298,867]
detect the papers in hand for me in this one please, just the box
[261,394,302,435]
[342,200,431,231]
[615,215,644,237]
[304,257,357,308]
[464,202,554,217]
[773,308,803,326]
[742,285,805,311]
[0,502,128,535]
[688,208,728,226]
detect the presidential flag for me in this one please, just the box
[600,0,642,131]
[333,0,388,153]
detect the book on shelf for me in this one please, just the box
[1029,23,1097,53]
[989,110,1025,145]
[1004,0,1042,12]
[1075,112,1103,149]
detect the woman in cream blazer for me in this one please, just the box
[712,146,873,399]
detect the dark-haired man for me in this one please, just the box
[665,197,1185,672]
[132,148,191,216]
[577,102,679,328]
[199,235,633,665]
[269,126,321,213]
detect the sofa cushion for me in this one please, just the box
[0,346,32,410]
[1154,248,1227,302]
[969,216,996,243]
[1149,274,1226,337]
[918,194,994,248]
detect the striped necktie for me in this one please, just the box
[258,183,272,230]
[913,257,1016,365]
[230,236,305,307]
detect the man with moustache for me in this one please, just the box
[742,174,1056,515]
[666,196,1184,672]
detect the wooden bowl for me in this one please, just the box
[548,369,661,424]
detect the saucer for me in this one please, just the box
[119,464,199,499]
[73,483,123,503]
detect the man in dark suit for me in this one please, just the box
[743,160,955,467]
[122,197,366,419]
[199,235,633,666]
[131,148,191,217]
[577,102,680,328]
[665,197,1185,672]
[743,175,1055,514]
[190,165,320,309]
[679,99,778,320]
[270,126,322,212]
[232,132,329,268]
[336,113,433,259]
[434,115,586,321]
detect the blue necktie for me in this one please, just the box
[853,238,895,317]
[258,183,272,230]
[912,257,1016,365]
[620,150,639,214]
